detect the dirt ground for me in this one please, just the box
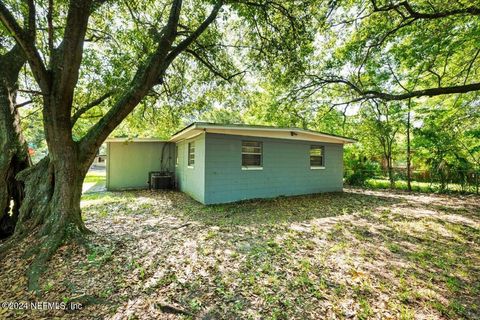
[1,188,479,319]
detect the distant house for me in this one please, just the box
[106,122,355,204]
[91,144,107,168]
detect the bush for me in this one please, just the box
[345,159,380,186]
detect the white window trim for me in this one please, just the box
[310,145,325,169]
[187,141,195,167]
[241,140,263,168]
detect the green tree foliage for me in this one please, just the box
[304,0,480,101]
[0,0,325,291]
[412,95,480,189]
[1,0,479,292]
[261,0,480,188]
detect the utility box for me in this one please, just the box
[149,171,172,190]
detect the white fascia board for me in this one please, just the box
[105,138,167,143]
[169,123,356,144]
[198,124,355,144]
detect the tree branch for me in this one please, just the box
[71,91,114,124]
[371,0,480,19]
[185,48,245,81]
[15,100,33,109]
[464,48,480,85]
[47,0,54,55]
[18,89,43,95]
[50,0,95,113]
[165,1,223,65]
[79,0,225,164]
[310,75,480,101]
[362,83,480,101]
[0,1,50,91]
[78,0,185,159]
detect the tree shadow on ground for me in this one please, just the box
[163,189,480,319]
[3,188,479,319]
[173,190,405,227]
[72,188,480,319]
[342,209,480,318]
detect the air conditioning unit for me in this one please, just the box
[148,171,172,190]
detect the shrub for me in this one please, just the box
[345,158,380,186]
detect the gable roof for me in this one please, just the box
[169,122,356,144]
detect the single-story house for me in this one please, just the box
[106,122,355,204]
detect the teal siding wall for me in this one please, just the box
[106,141,175,190]
[203,133,344,204]
[175,133,206,203]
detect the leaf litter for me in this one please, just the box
[0,188,479,319]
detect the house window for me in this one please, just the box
[310,145,325,169]
[188,142,195,167]
[175,145,178,166]
[242,141,262,170]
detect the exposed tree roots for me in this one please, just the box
[0,45,29,239]
[2,157,93,293]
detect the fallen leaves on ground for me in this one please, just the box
[0,188,479,319]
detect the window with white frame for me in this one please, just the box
[242,141,262,169]
[188,142,195,167]
[310,145,325,168]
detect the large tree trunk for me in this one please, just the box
[12,114,94,291]
[0,46,30,239]
[0,0,104,293]
[12,151,93,291]
[0,0,219,294]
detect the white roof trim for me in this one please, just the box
[169,123,356,144]
[106,138,168,143]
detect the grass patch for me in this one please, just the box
[3,188,478,319]
[84,171,106,184]
[364,178,479,194]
